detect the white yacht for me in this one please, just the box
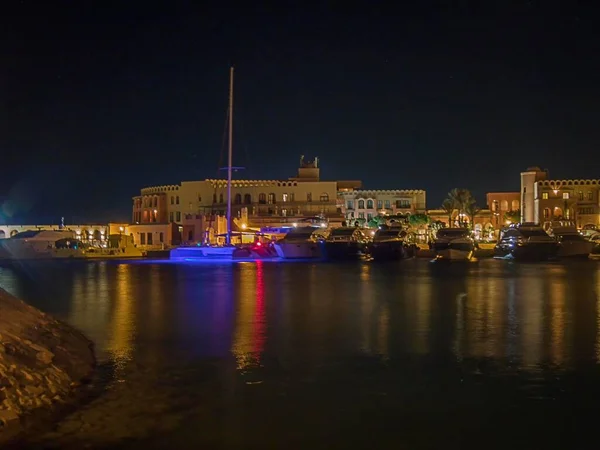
[432,228,475,261]
[0,230,143,260]
[273,226,323,259]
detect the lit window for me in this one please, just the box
[542,192,548,200]
[320,193,329,202]
[282,193,288,202]
[579,191,584,201]
[563,192,569,199]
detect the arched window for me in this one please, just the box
[358,199,365,209]
[234,193,242,204]
[500,200,508,210]
[259,193,266,204]
[492,200,499,212]
[244,194,252,204]
[268,193,276,204]
[321,193,330,202]
[511,200,519,210]
[366,199,373,208]
[176,196,180,205]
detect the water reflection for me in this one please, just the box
[0,259,599,375]
[232,262,266,370]
[107,264,136,369]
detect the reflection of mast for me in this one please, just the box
[232,262,266,369]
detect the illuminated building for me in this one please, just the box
[0,223,109,242]
[340,189,427,224]
[486,192,520,228]
[520,166,600,228]
[131,157,360,245]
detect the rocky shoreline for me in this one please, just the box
[0,288,96,444]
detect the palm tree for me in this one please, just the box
[464,202,482,229]
[447,188,475,227]
[441,198,455,227]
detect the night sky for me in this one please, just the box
[2,2,598,223]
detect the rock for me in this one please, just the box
[0,408,19,427]
[36,351,54,365]
[0,287,96,444]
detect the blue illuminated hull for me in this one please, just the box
[170,246,236,259]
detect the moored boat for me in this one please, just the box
[432,228,475,261]
[551,226,594,258]
[273,226,323,259]
[320,227,368,261]
[494,223,559,261]
[0,230,143,260]
[369,228,412,261]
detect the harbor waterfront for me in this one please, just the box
[2,258,600,448]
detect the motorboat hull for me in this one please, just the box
[434,248,473,261]
[369,242,408,261]
[432,241,474,261]
[170,246,237,259]
[494,242,559,261]
[320,241,366,260]
[274,242,322,259]
[557,241,594,258]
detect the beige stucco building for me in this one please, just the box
[131,157,360,244]
[340,189,427,224]
[0,224,109,241]
[520,167,600,228]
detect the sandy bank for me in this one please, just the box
[0,287,95,442]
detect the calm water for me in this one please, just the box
[2,258,600,449]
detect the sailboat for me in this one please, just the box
[170,67,238,260]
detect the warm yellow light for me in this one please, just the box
[553,189,558,195]
[370,230,375,236]
[292,222,297,227]
[241,223,247,230]
[153,209,158,214]
[506,220,512,225]
[119,226,124,232]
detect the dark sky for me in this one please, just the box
[1,1,599,223]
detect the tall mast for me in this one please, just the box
[226,66,234,245]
